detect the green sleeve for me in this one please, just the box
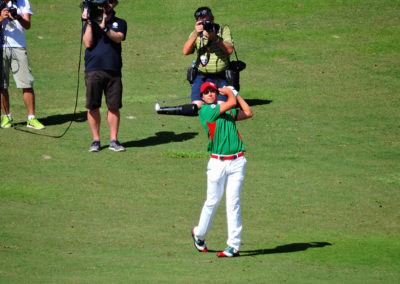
[221,25,233,45]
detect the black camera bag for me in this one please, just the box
[225,68,240,91]
[187,66,198,84]
[229,60,246,72]
[223,25,246,91]
[225,50,246,91]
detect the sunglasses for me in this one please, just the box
[202,88,217,95]
[194,8,212,19]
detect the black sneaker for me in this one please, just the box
[89,140,101,152]
[108,139,125,152]
[191,227,207,252]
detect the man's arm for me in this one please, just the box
[236,95,253,121]
[183,20,203,55]
[205,29,233,55]
[96,12,125,44]
[183,32,197,55]
[216,37,233,55]
[0,8,8,24]
[218,87,237,114]
[15,12,31,30]
[83,21,94,48]
[0,8,31,30]
[104,29,125,43]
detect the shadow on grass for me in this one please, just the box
[7,111,87,138]
[13,111,88,126]
[245,99,273,107]
[208,242,332,256]
[39,111,88,126]
[122,131,198,148]
[240,242,333,256]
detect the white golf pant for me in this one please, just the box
[194,156,247,251]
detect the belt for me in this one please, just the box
[210,152,244,161]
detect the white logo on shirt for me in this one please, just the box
[113,22,119,29]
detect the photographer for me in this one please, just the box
[82,0,127,152]
[183,7,234,109]
[0,0,44,129]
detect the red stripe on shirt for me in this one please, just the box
[206,121,217,141]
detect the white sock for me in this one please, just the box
[3,114,12,119]
[28,115,35,120]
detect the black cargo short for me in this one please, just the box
[85,70,123,110]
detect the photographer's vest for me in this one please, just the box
[190,24,233,74]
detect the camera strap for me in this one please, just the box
[198,35,210,66]
[198,24,224,67]
[220,24,240,63]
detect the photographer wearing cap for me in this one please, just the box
[0,0,44,130]
[82,0,127,152]
[183,7,234,109]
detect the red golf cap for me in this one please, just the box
[200,82,218,94]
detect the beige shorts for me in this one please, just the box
[2,47,34,89]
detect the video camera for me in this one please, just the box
[0,0,19,19]
[201,20,216,33]
[81,0,107,22]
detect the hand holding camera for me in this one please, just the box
[195,19,217,39]
[195,20,204,34]
[81,0,107,22]
[0,0,20,21]
[201,20,215,33]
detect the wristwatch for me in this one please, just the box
[103,27,109,33]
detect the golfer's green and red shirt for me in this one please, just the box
[199,104,245,155]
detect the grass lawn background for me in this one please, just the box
[1,0,399,282]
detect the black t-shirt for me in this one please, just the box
[83,16,127,74]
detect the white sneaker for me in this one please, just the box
[217,247,239,257]
[191,227,207,252]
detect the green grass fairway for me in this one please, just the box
[1,0,399,282]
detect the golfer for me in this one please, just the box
[191,82,253,257]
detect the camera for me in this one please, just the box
[81,0,107,22]
[8,7,17,18]
[0,0,19,20]
[201,20,215,33]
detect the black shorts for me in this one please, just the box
[85,70,123,110]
